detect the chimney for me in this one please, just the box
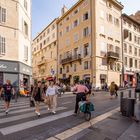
[61,5,68,16]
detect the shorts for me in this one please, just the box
[4,95,12,102]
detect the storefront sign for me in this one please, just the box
[0,64,7,69]
[0,61,18,72]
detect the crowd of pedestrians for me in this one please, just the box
[0,78,121,118]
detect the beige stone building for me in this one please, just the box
[0,0,32,90]
[32,19,57,81]
[57,0,123,88]
[122,14,140,86]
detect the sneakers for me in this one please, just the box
[35,111,40,117]
[52,111,56,114]
[5,109,9,115]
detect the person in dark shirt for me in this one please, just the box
[0,80,15,115]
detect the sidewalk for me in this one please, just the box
[66,102,140,140]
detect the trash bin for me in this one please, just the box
[120,98,135,117]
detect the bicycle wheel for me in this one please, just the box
[85,112,91,121]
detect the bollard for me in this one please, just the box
[129,90,131,98]
[120,92,124,99]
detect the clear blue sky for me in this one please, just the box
[32,0,140,39]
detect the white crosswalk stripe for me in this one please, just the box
[0,97,73,136]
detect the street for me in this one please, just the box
[0,89,139,140]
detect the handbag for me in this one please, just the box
[30,97,35,107]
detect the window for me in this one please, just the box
[107,2,112,8]
[52,24,55,30]
[40,43,42,49]
[115,46,120,54]
[60,31,63,37]
[66,16,69,21]
[74,48,78,56]
[0,36,6,55]
[73,19,78,27]
[47,28,50,34]
[84,61,88,70]
[52,33,55,39]
[24,0,28,11]
[47,37,50,42]
[135,60,137,68]
[24,45,28,61]
[66,66,69,73]
[74,9,79,15]
[83,27,89,37]
[125,57,127,66]
[84,43,89,56]
[74,64,76,72]
[24,21,28,36]
[74,33,79,42]
[51,51,53,58]
[0,7,6,23]
[66,39,70,46]
[124,43,127,53]
[129,45,132,54]
[37,39,39,43]
[129,32,132,41]
[40,35,42,40]
[114,18,119,26]
[60,68,62,74]
[43,40,46,45]
[66,26,70,32]
[134,48,137,56]
[83,12,89,20]
[107,14,112,22]
[129,58,133,67]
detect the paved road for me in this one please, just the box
[0,89,136,140]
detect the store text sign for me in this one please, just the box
[0,64,7,69]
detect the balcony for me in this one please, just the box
[61,54,81,65]
[37,59,46,66]
[107,51,119,60]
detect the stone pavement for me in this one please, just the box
[64,102,140,140]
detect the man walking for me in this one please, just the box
[0,80,15,115]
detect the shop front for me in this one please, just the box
[0,60,32,94]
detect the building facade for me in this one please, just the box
[0,0,32,91]
[122,14,140,86]
[57,0,123,88]
[32,19,57,81]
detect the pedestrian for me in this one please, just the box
[73,80,89,115]
[109,82,115,99]
[46,80,58,114]
[0,80,15,115]
[114,83,119,97]
[32,81,44,117]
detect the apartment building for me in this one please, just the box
[32,19,57,81]
[0,0,32,90]
[122,14,140,86]
[57,0,123,88]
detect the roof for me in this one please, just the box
[57,0,124,23]
[122,13,140,26]
[33,18,58,41]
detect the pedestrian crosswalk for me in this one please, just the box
[0,97,74,138]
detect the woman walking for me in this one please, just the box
[32,81,44,117]
[46,80,58,114]
[109,82,116,99]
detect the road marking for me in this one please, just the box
[0,105,48,116]
[0,107,66,124]
[0,110,74,135]
[47,107,120,140]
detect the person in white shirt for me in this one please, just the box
[46,80,58,114]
